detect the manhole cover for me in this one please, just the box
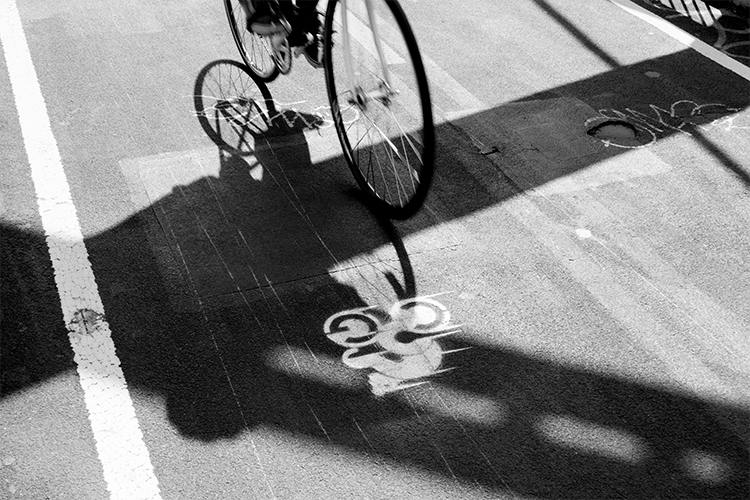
[588,120,637,139]
[586,118,653,148]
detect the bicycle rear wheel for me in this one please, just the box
[225,0,279,82]
[324,0,435,219]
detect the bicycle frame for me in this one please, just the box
[225,0,435,218]
[338,0,395,102]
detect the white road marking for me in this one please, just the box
[608,0,750,81]
[0,1,162,499]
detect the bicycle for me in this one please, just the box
[224,0,435,219]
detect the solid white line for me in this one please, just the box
[609,0,750,81]
[0,2,162,499]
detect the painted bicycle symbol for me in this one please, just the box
[323,296,463,396]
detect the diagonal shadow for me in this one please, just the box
[2,44,749,499]
[531,0,622,68]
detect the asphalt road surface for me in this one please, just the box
[1,0,749,499]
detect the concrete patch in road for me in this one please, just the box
[121,145,335,299]
[119,141,460,306]
[449,96,673,196]
[482,97,604,162]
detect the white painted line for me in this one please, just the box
[0,2,162,499]
[609,0,750,81]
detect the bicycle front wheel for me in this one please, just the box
[225,0,279,82]
[324,0,435,219]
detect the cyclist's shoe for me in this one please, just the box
[297,12,323,68]
[247,3,291,36]
[303,34,323,69]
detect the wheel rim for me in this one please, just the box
[194,60,272,155]
[227,0,277,79]
[325,0,434,216]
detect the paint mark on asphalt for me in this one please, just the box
[0,1,161,499]
[587,99,749,148]
[323,296,462,396]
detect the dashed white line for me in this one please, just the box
[0,1,162,499]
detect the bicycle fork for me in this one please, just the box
[340,0,395,106]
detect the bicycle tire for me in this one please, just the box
[193,59,275,155]
[323,0,435,220]
[224,0,280,82]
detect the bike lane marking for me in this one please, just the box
[0,1,162,499]
[609,0,750,81]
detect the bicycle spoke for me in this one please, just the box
[356,102,420,196]
[325,0,434,217]
[386,105,423,163]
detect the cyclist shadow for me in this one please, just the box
[132,58,424,434]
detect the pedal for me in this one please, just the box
[292,33,314,59]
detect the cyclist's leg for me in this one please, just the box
[238,0,252,17]
[295,0,320,31]
[289,0,322,67]
[246,0,291,36]
[284,1,319,44]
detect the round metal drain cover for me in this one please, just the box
[588,120,637,140]
[586,118,653,148]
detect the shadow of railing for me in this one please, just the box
[642,0,750,65]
